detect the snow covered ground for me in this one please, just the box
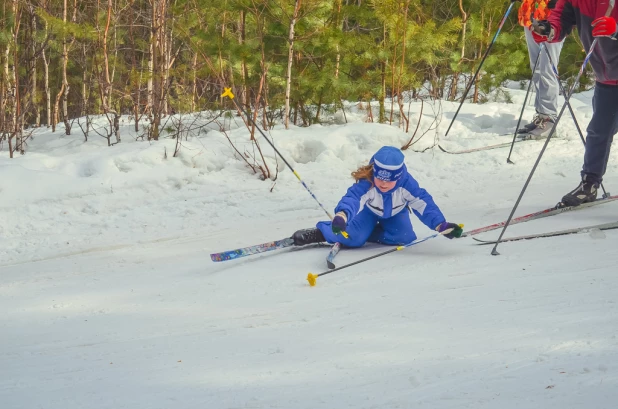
[1,86,618,409]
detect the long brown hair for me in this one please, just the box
[351,164,374,184]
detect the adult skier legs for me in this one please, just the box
[519,29,564,138]
[561,83,618,205]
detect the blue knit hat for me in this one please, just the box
[372,146,405,182]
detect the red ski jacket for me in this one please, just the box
[548,0,618,85]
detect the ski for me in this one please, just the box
[438,140,526,155]
[473,221,618,245]
[326,242,341,269]
[210,237,294,262]
[462,195,618,237]
[517,133,546,141]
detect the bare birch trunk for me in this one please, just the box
[335,45,340,79]
[42,48,51,128]
[148,0,159,139]
[0,45,5,137]
[81,43,88,116]
[239,10,248,109]
[9,0,22,156]
[474,10,486,104]
[61,0,71,135]
[396,1,410,130]
[161,2,170,116]
[135,63,142,132]
[146,1,154,122]
[284,0,302,129]
[191,52,197,112]
[110,19,119,144]
[3,42,11,141]
[96,0,119,145]
[39,1,51,128]
[30,10,40,127]
[450,0,468,101]
[128,4,140,131]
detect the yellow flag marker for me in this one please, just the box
[221,87,235,99]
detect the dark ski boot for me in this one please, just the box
[559,178,599,207]
[517,116,539,134]
[292,228,325,246]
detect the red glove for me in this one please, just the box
[530,20,553,43]
[531,29,548,43]
[592,16,618,38]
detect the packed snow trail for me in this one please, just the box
[2,220,618,409]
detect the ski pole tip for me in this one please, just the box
[307,273,318,287]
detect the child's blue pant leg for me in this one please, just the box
[368,210,417,245]
[316,208,378,248]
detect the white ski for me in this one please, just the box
[473,221,618,245]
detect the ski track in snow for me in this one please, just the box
[1,88,618,408]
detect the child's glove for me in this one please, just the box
[436,222,463,239]
[592,16,618,39]
[331,212,348,235]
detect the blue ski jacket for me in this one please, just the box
[334,164,446,230]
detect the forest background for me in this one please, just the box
[0,0,592,159]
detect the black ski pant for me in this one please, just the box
[582,82,618,184]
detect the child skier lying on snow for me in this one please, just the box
[291,146,463,247]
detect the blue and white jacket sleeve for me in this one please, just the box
[334,180,372,221]
[402,177,446,229]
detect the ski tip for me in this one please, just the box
[210,254,224,262]
[307,273,318,287]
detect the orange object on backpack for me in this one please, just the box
[518,0,552,28]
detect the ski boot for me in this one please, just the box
[519,114,555,140]
[559,177,599,207]
[292,228,325,246]
[517,114,542,134]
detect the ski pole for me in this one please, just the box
[444,2,516,138]
[221,87,348,238]
[306,225,463,287]
[506,43,542,164]
[491,0,615,256]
